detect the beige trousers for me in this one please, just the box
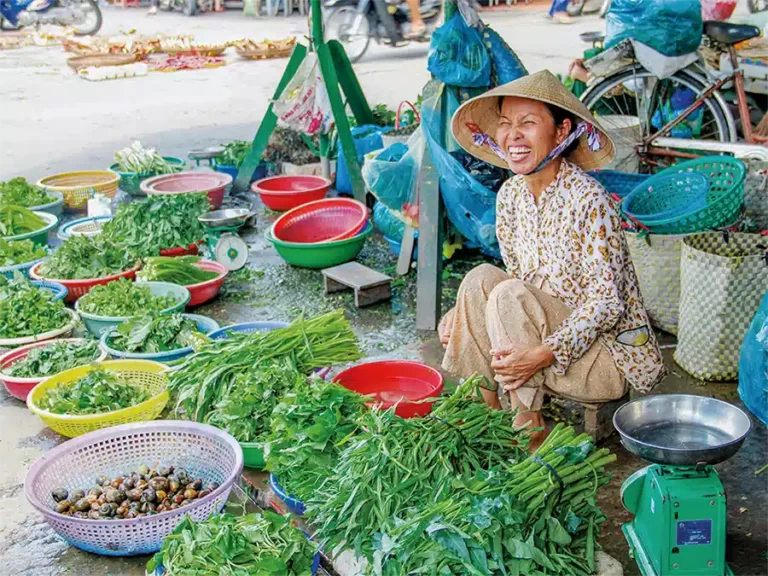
[442,264,626,411]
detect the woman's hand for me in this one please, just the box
[438,308,455,348]
[490,344,555,392]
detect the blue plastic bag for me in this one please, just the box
[606,0,703,57]
[362,141,420,217]
[483,28,527,86]
[336,125,386,195]
[738,292,768,425]
[428,13,491,89]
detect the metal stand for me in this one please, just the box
[233,0,375,201]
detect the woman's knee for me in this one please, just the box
[488,279,531,309]
[459,264,507,295]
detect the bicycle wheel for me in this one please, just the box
[582,66,735,172]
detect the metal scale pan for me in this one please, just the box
[613,394,751,466]
[198,208,251,228]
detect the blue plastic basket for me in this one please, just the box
[32,280,68,302]
[1,255,48,279]
[208,321,290,340]
[57,216,112,241]
[99,314,220,363]
[589,170,650,199]
[269,473,306,516]
[622,172,710,224]
[214,162,269,183]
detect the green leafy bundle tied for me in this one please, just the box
[0,274,70,339]
[169,309,362,428]
[39,368,150,415]
[0,238,46,267]
[77,278,180,317]
[113,141,182,175]
[101,193,210,259]
[0,204,47,237]
[265,378,367,502]
[111,313,206,353]
[6,340,101,378]
[147,511,318,576]
[0,177,53,208]
[39,234,135,280]
[137,256,219,285]
[217,140,252,168]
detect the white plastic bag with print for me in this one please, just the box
[273,53,333,135]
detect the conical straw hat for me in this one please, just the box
[451,70,615,171]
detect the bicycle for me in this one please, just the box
[580,21,767,172]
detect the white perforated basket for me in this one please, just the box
[25,421,243,556]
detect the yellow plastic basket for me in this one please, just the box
[27,360,169,438]
[37,171,120,211]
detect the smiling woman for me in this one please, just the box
[439,70,666,450]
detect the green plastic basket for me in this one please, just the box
[2,212,59,247]
[265,222,373,269]
[240,442,265,469]
[626,157,745,235]
[108,157,185,197]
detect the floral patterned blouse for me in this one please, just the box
[496,160,667,392]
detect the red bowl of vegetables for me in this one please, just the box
[186,260,228,307]
[251,175,331,212]
[30,263,142,304]
[140,172,232,209]
[334,361,444,419]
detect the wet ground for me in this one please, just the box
[0,200,766,575]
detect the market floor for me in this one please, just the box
[1,200,766,575]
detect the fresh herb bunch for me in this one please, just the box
[101,194,210,259]
[38,235,135,280]
[0,205,47,237]
[147,511,318,576]
[305,377,531,567]
[113,141,181,175]
[39,368,150,415]
[202,357,305,443]
[77,278,180,317]
[6,340,101,378]
[345,426,615,576]
[137,256,218,285]
[0,238,46,267]
[0,274,70,339]
[111,313,207,353]
[217,140,251,168]
[265,378,367,502]
[0,177,53,207]
[169,310,362,425]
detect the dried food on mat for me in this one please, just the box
[158,38,227,56]
[233,37,297,59]
[0,275,70,339]
[5,340,101,379]
[148,54,226,72]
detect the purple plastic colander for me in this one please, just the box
[24,421,244,556]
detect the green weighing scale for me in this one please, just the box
[198,208,252,271]
[613,395,752,576]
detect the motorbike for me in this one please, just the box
[159,0,213,16]
[567,0,610,18]
[0,0,101,35]
[323,0,442,63]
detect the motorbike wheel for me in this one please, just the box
[183,0,198,16]
[566,0,585,16]
[325,7,371,63]
[68,0,102,35]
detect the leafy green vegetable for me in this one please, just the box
[0,238,47,267]
[101,194,210,259]
[265,378,367,502]
[6,340,101,378]
[147,511,318,576]
[0,177,53,207]
[0,205,47,237]
[169,310,361,428]
[217,140,252,168]
[137,256,218,285]
[0,274,70,339]
[39,368,150,415]
[113,141,182,175]
[38,234,135,280]
[262,127,319,166]
[77,278,180,317]
[111,313,206,353]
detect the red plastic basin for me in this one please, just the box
[251,175,331,211]
[334,360,444,418]
[140,172,232,209]
[186,260,228,307]
[271,198,368,244]
[30,262,141,304]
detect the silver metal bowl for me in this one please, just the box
[613,394,751,466]
[198,208,251,228]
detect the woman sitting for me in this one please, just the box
[439,70,666,448]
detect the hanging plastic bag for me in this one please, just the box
[606,0,703,58]
[336,125,386,195]
[483,28,527,86]
[273,53,333,135]
[738,291,768,425]
[427,13,491,89]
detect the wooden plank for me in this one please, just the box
[233,43,307,195]
[356,284,391,308]
[322,262,391,290]
[416,144,443,331]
